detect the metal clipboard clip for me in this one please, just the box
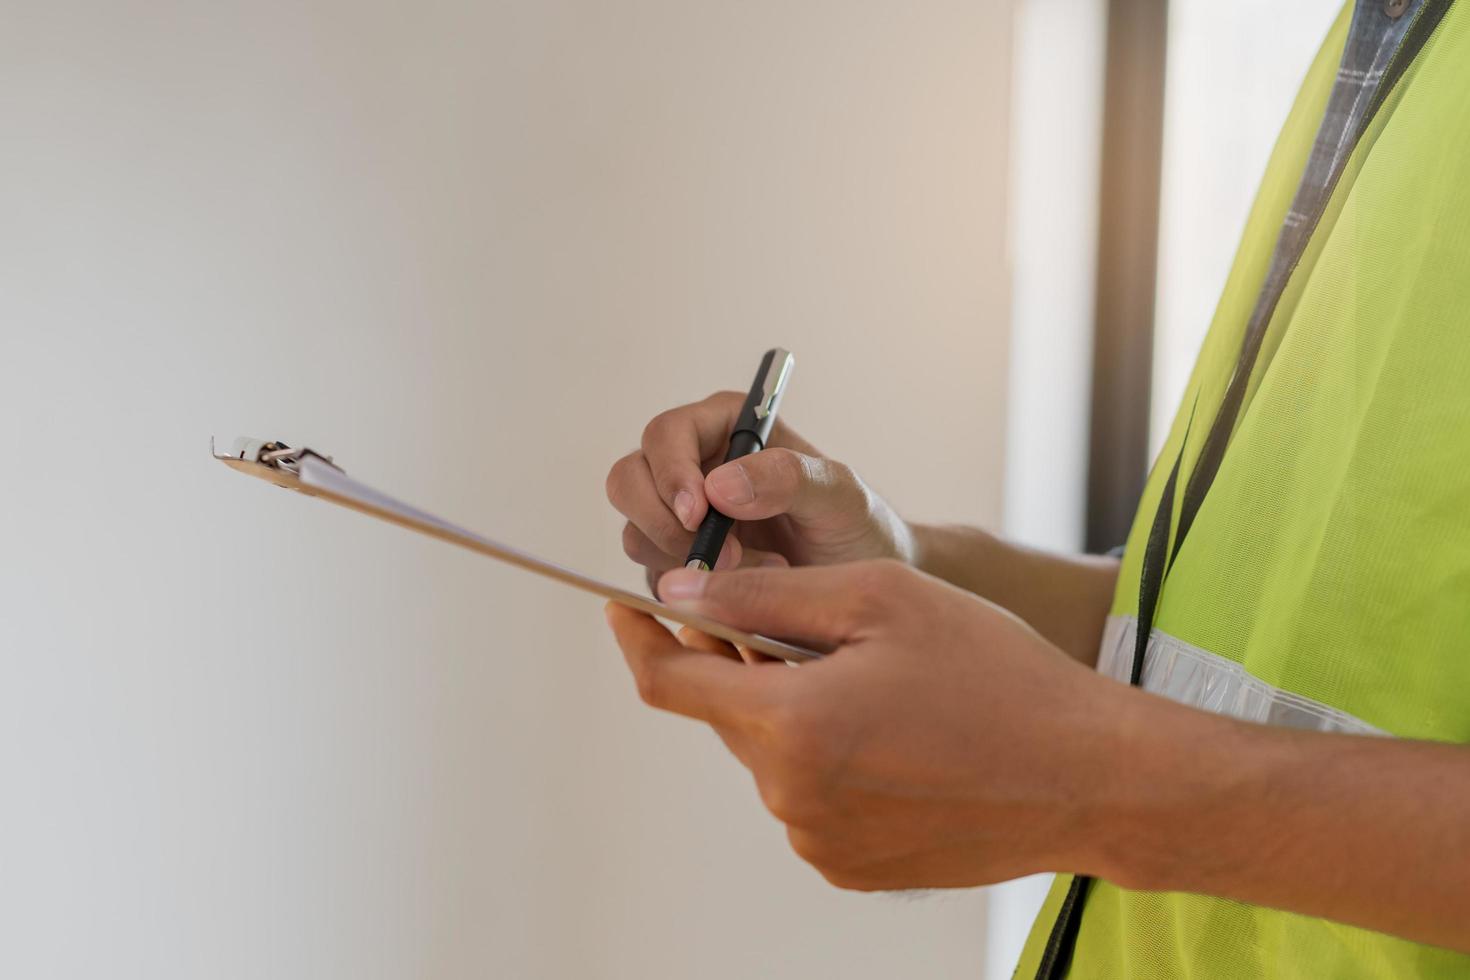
[213,437,342,476]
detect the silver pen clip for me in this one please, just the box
[752,348,795,420]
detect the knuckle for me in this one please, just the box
[604,451,641,508]
[640,409,682,455]
[760,447,808,495]
[765,693,844,774]
[852,558,909,604]
[764,446,802,476]
[757,700,846,825]
[646,524,689,558]
[707,390,746,410]
[620,522,646,562]
[867,556,910,582]
[758,774,810,825]
[848,561,892,607]
[785,827,833,864]
[787,829,862,880]
[632,662,663,708]
[823,457,858,489]
[767,705,816,760]
[761,689,805,743]
[707,567,766,615]
[820,867,878,892]
[817,457,864,502]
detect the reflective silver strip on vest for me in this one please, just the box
[1096,616,1387,736]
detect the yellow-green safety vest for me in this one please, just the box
[1016,0,1470,976]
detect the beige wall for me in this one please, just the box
[0,1,1012,976]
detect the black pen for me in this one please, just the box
[685,348,796,571]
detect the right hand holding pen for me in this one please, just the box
[606,391,914,588]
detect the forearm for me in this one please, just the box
[910,522,1118,666]
[1085,689,1470,952]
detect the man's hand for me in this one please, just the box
[604,560,1127,889]
[604,391,1119,663]
[605,392,913,588]
[604,562,1470,953]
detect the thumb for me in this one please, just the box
[704,448,866,527]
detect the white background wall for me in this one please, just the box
[996,0,1107,971]
[1,1,1015,977]
[1004,0,1104,556]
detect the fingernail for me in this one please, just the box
[658,569,707,601]
[708,462,754,506]
[673,490,697,530]
[760,554,788,568]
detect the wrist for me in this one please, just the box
[1073,687,1259,890]
[909,523,1118,666]
[910,521,1001,582]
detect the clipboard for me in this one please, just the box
[214,437,822,663]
